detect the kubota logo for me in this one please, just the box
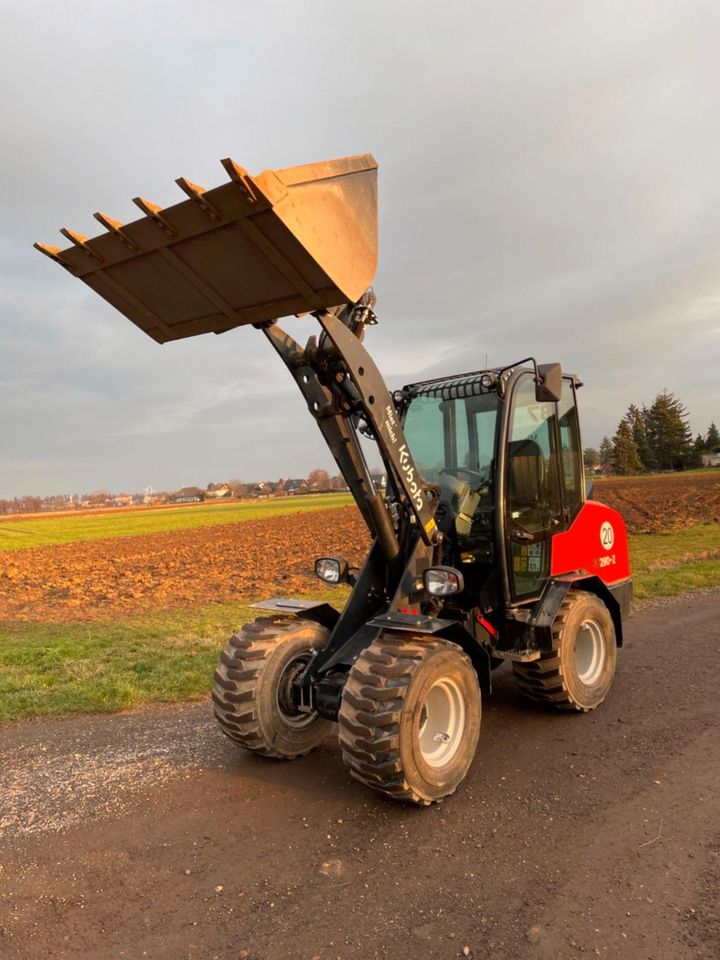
[398,444,424,512]
[600,521,615,551]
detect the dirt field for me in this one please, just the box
[0,507,368,623]
[592,471,720,533]
[1,593,718,960]
[1,473,719,622]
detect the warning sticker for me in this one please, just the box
[527,542,543,573]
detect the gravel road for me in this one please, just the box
[0,592,718,960]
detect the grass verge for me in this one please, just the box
[0,587,349,725]
[1,525,717,725]
[629,523,720,599]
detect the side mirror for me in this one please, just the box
[536,363,562,403]
[423,566,465,597]
[315,556,350,584]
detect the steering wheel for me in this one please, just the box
[440,466,487,489]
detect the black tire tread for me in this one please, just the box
[338,635,464,805]
[512,591,610,712]
[213,616,321,758]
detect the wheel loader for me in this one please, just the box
[36,153,632,804]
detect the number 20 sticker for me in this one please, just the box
[600,521,615,551]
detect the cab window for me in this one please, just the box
[506,376,562,600]
[558,379,583,520]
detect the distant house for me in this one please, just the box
[206,483,232,499]
[702,452,720,467]
[168,486,204,503]
[283,478,309,495]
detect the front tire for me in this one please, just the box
[338,635,481,805]
[212,617,332,759]
[513,591,617,711]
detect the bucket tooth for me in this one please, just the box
[93,212,139,251]
[37,153,378,343]
[175,177,221,221]
[220,158,258,204]
[33,242,76,272]
[132,196,176,236]
[59,228,103,263]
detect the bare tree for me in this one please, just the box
[307,469,331,490]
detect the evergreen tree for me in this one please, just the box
[645,390,694,470]
[688,435,704,469]
[583,447,600,469]
[612,419,643,475]
[707,421,720,452]
[625,403,654,471]
[599,436,614,474]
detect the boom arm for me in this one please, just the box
[263,307,438,562]
[317,311,438,543]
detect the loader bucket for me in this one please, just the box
[35,154,377,344]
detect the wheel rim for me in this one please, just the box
[275,652,316,728]
[574,619,605,685]
[418,678,466,767]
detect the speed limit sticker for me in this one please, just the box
[600,521,615,551]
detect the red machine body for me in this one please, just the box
[551,499,631,586]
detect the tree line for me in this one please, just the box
[0,467,364,515]
[584,390,719,475]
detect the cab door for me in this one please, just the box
[505,374,564,602]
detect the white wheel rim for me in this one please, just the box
[574,619,605,685]
[418,678,466,767]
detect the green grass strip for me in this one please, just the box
[0,494,353,552]
[629,523,720,599]
[0,588,349,725]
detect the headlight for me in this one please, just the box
[315,557,349,584]
[423,566,464,596]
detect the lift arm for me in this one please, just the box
[262,305,438,565]
[315,310,438,544]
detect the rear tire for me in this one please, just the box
[212,617,332,759]
[513,591,616,711]
[338,635,481,805]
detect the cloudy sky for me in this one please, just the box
[2,0,719,497]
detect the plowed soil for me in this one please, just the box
[1,473,718,623]
[0,506,368,623]
[592,471,720,533]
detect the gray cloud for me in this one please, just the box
[1,0,719,496]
